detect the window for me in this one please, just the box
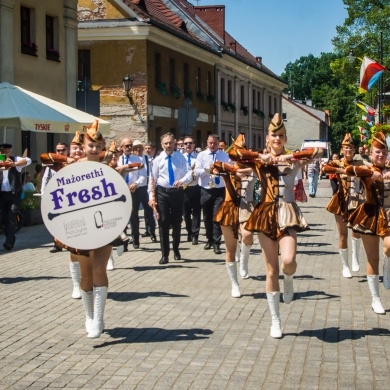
[268,95,272,116]
[228,80,232,104]
[183,63,189,91]
[221,78,225,102]
[206,71,211,96]
[257,91,261,110]
[154,53,161,88]
[21,6,36,55]
[240,85,245,108]
[46,15,59,61]
[169,58,176,87]
[282,113,287,121]
[78,50,91,91]
[195,67,201,93]
[274,97,277,113]
[252,89,256,110]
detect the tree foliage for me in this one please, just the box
[281,0,389,150]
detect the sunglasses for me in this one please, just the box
[56,149,67,152]
[184,142,193,145]
[123,144,133,148]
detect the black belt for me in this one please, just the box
[157,186,183,193]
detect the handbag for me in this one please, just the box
[294,179,307,203]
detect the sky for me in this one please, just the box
[192,0,348,76]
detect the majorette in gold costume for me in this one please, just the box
[339,131,390,315]
[228,113,322,339]
[322,133,363,278]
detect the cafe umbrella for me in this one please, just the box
[0,82,110,137]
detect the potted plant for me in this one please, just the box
[196,91,205,101]
[21,42,38,56]
[184,89,193,100]
[241,106,249,116]
[47,48,60,61]
[252,109,265,118]
[228,103,236,113]
[170,84,181,99]
[157,82,169,96]
[221,101,229,112]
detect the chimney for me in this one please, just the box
[256,57,262,64]
[194,5,225,40]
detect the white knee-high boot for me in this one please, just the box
[367,275,385,314]
[239,243,251,279]
[339,248,352,278]
[283,274,294,304]
[81,290,94,333]
[226,262,241,298]
[69,262,81,299]
[266,292,282,338]
[107,250,115,271]
[383,255,390,289]
[351,238,361,272]
[235,242,241,263]
[87,286,108,338]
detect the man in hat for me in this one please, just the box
[0,143,32,250]
[41,142,70,253]
[117,137,150,248]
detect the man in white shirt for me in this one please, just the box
[149,133,192,264]
[195,134,229,254]
[0,143,32,250]
[117,137,149,249]
[182,135,201,245]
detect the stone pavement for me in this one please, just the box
[1,181,390,390]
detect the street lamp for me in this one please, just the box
[347,32,383,122]
[122,75,134,105]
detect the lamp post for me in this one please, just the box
[122,75,134,105]
[347,31,383,123]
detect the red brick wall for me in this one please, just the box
[194,6,225,41]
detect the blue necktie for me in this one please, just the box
[212,152,220,185]
[125,155,130,184]
[187,154,192,168]
[167,155,175,186]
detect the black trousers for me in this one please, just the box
[156,186,184,257]
[200,187,225,245]
[0,191,19,246]
[183,185,201,238]
[130,186,155,238]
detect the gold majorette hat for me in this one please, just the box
[71,131,83,145]
[341,133,354,146]
[268,113,286,133]
[85,120,101,141]
[372,131,387,149]
[108,140,117,153]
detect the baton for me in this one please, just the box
[47,194,127,221]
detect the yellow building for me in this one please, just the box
[0,0,78,158]
[78,0,286,150]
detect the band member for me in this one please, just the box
[340,132,390,314]
[141,141,157,241]
[67,132,86,298]
[41,142,70,253]
[229,113,322,338]
[322,134,363,278]
[149,133,192,264]
[195,134,229,254]
[182,135,201,245]
[212,156,256,298]
[117,138,149,249]
[0,143,32,250]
